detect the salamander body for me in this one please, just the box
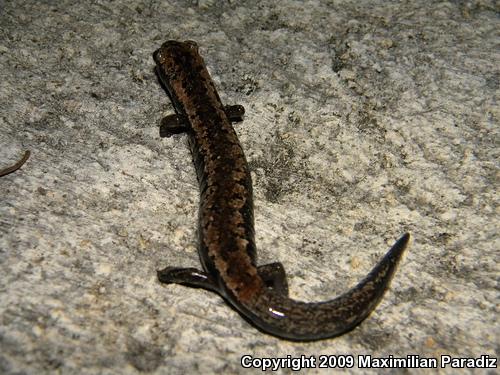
[154,40,409,341]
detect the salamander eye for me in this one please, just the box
[185,40,199,52]
[153,49,164,64]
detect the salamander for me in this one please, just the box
[153,40,410,341]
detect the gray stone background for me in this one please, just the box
[0,1,498,374]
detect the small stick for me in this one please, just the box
[0,150,30,177]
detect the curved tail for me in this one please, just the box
[236,233,410,341]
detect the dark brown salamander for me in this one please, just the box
[0,150,30,177]
[154,40,410,341]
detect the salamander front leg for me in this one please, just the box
[157,266,220,293]
[159,115,188,137]
[258,262,289,296]
[159,105,245,137]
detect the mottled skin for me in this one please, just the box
[154,40,410,341]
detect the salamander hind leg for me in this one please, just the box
[258,262,289,296]
[157,266,221,293]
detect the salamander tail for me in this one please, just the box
[242,233,410,341]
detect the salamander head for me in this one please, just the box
[153,40,199,66]
[153,40,202,117]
